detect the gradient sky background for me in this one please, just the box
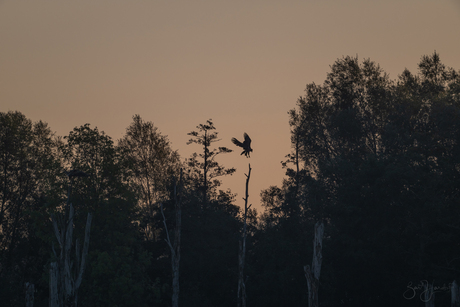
[1,0,460,212]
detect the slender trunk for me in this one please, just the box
[49,262,59,307]
[25,282,34,307]
[452,280,460,307]
[424,281,435,307]
[161,169,182,307]
[50,178,92,307]
[64,202,75,304]
[238,164,251,307]
[295,133,300,175]
[203,130,208,209]
[304,221,324,307]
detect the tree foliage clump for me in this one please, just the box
[186,119,236,208]
[118,114,181,241]
[0,111,62,305]
[257,52,460,306]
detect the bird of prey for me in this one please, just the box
[231,133,253,158]
[64,169,89,178]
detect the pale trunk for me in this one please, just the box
[162,169,182,307]
[237,164,251,307]
[304,221,324,307]
[49,262,59,307]
[50,180,92,307]
[25,282,34,307]
[452,280,460,307]
[424,281,435,307]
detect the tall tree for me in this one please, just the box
[61,124,152,307]
[283,52,460,306]
[118,114,180,240]
[177,120,240,306]
[0,111,61,306]
[186,119,235,210]
[161,169,183,307]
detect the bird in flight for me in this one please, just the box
[64,169,90,178]
[231,133,252,158]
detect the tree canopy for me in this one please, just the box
[1,52,460,306]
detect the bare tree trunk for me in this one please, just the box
[50,179,92,307]
[237,164,251,307]
[49,262,59,307]
[25,282,34,307]
[161,169,183,307]
[203,130,208,210]
[63,204,75,305]
[452,280,460,307]
[304,221,324,307]
[424,281,435,307]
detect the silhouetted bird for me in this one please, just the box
[64,169,89,178]
[231,133,252,158]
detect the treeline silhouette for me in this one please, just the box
[1,52,460,306]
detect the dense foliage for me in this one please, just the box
[1,52,459,306]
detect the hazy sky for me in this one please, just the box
[1,1,460,211]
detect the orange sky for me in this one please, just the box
[1,0,460,212]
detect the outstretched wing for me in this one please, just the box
[243,133,251,147]
[231,137,244,148]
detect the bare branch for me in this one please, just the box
[161,203,175,254]
[75,213,92,290]
[51,214,62,247]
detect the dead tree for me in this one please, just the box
[452,280,460,307]
[424,281,435,307]
[304,221,324,307]
[25,282,34,307]
[237,164,251,307]
[49,262,59,307]
[161,169,183,307]
[50,173,92,307]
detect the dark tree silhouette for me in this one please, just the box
[186,119,235,209]
[3,52,460,307]
[118,114,180,241]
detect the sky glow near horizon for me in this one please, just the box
[1,0,460,211]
